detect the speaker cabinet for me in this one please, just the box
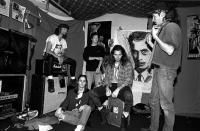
[35,59,46,75]
[30,75,68,115]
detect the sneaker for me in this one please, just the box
[17,110,38,120]
[74,125,85,131]
[48,79,55,93]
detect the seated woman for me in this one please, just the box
[89,45,134,131]
[55,75,93,131]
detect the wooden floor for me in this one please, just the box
[0,110,200,131]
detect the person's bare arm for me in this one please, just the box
[46,41,59,58]
[152,26,175,55]
[96,57,103,73]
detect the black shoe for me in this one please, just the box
[121,116,128,129]
[48,79,55,93]
[100,107,109,125]
[59,78,66,88]
[140,128,151,131]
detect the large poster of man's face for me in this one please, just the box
[117,30,153,104]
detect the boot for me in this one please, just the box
[121,116,128,131]
[48,79,55,93]
[100,107,109,125]
[59,76,66,88]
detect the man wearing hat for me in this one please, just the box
[142,2,182,131]
[43,24,77,92]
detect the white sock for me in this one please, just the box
[74,125,84,131]
[123,111,129,118]
[48,75,53,79]
[71,76,75,80]
[98,106,103,111]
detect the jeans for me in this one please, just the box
[150,67,177,131]
[61,105,92,126]
[89,83,133,112]
[45,54,76,77]
[86,71,102,90]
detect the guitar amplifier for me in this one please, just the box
[30,75,68,115]
[35,59,69,76]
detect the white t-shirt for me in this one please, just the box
[44,34,67,57]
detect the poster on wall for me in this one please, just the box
[87,21,112,52]
[187,15,200,59]
[117,30,153,104]
[11,2,26,23]
[0,0,10,17]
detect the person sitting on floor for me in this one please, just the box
[55,75,93,131]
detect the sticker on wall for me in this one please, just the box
[11,2,26,23]
[0,0,10,17]
[187,15,200,59]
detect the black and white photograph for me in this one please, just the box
[0,1,200,131]
[11,2,26,23]
[187,15,200,59]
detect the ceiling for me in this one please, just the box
[49,0,200,20]
[28,0,70,17]
[50,0,158,20]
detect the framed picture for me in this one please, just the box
[11,2,26,23]
[187,15,200,59]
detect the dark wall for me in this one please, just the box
[175,6,200,114]
[0,0,85,105]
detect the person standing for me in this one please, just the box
[43,24,77,92]
[83,32,105,90]
[142,3,182,131]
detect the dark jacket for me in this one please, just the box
[60,89,94,111]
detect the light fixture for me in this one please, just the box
[24,18,34,29]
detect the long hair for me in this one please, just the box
[109,45,129,67]
[74,75,88,94]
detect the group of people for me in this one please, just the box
[43,4,182,131]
